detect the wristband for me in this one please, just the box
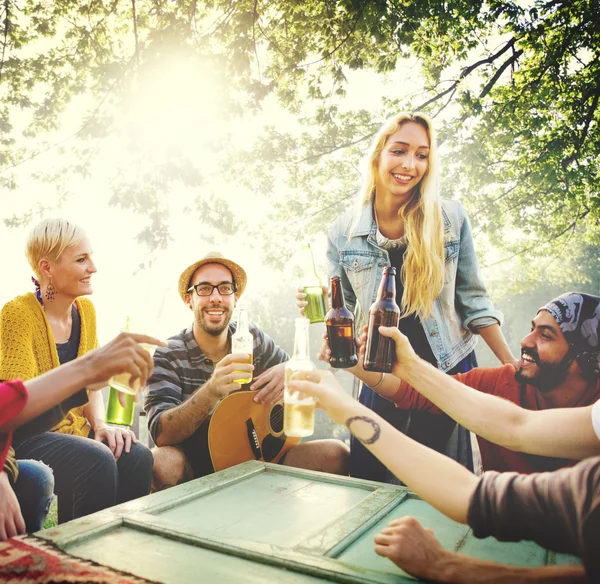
[371,373,385,390]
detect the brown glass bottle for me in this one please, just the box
[325,276,358,368]
[363,266,401,373]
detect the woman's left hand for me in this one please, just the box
[93,421,137,460]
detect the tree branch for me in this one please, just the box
[286,190,356,226]
[252,0,261,79]
[484,207,589,268]
[0,0,9,85]
[297,11,363,69]
[131,0,139,63]
[416,38,518,111]
[479,49,523,98]
[577,90,599,154]
[292,131,377,164]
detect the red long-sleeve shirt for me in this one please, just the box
[0,380,28,482]
[389,364,600,474]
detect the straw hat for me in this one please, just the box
[178,252,247,303]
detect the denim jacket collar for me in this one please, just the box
[346,202,376,238]
[349,200,451,240]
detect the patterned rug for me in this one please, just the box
[0,535,156,584]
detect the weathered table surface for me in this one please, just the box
[37,461,580,583]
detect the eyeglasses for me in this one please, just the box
[187,282,237,297]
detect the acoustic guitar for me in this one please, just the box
[187,390,301,475]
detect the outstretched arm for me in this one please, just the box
[378,327,600,459]
[291,372,590,583]
[2,333,164,432]
[289,371,478,523]
[374,517,586,584]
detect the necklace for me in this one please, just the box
[374,206,407,250]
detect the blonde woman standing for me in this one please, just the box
[322,113,516,482]
[0,219,153,523]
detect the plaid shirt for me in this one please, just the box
[144,322,288,444]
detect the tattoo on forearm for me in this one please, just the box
[345,416,381,445]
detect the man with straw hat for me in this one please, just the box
[144,252,349,490]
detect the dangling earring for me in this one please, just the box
[45,279,56,302]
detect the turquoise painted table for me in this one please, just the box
[37,461,580,583]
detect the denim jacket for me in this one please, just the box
[326,199,503,372]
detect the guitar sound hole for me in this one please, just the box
[270,404,284,433]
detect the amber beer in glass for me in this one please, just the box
[106,316,155,426]
[363,267,401,373]
[284,317,316,437]
[326,275,358,368]
[301,243,326,324]
[232,306,253,384]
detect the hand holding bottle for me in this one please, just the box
[231,307,253,384]
[364,267,401,373]
[84,332,166,391]
[206,353,255,400]
[296,285,328,317]
[299,243,327,323]
[325,276,358,368]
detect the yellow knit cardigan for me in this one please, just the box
[0,292,98,437]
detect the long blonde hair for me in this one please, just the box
[353,112,444,319]
[26,218,87,280]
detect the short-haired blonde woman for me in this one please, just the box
[323,112,516,482]
[0,218,153,524]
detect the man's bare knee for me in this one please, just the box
[283,439,349,476]
[151,446,194,491]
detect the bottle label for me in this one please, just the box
[327,323,358,368]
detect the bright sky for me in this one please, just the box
[0,48,505,350]
[0,56,406,344]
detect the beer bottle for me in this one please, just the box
[232,306,253,385]
[301,243,326,324]
[363,267,401,373]
[326,276,358,368]
[284,317,317,437]
[106,316,136,426]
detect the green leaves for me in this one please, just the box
[1,0,598,286]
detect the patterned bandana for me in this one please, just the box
[539,292,600,375]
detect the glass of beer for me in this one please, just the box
[284,317,317,437]
[108,315,158,395]
[284,371,317,438]
[108,343,157,395]
[301,243,326,324]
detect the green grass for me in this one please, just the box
[42,496,58,529]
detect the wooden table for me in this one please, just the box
[36,461,580,583]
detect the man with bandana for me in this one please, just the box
[291,291,600,583]
[345,291,600,474]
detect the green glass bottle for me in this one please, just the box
[105,390,135,426]
[301,243,326,324]
[105,316,135,426]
